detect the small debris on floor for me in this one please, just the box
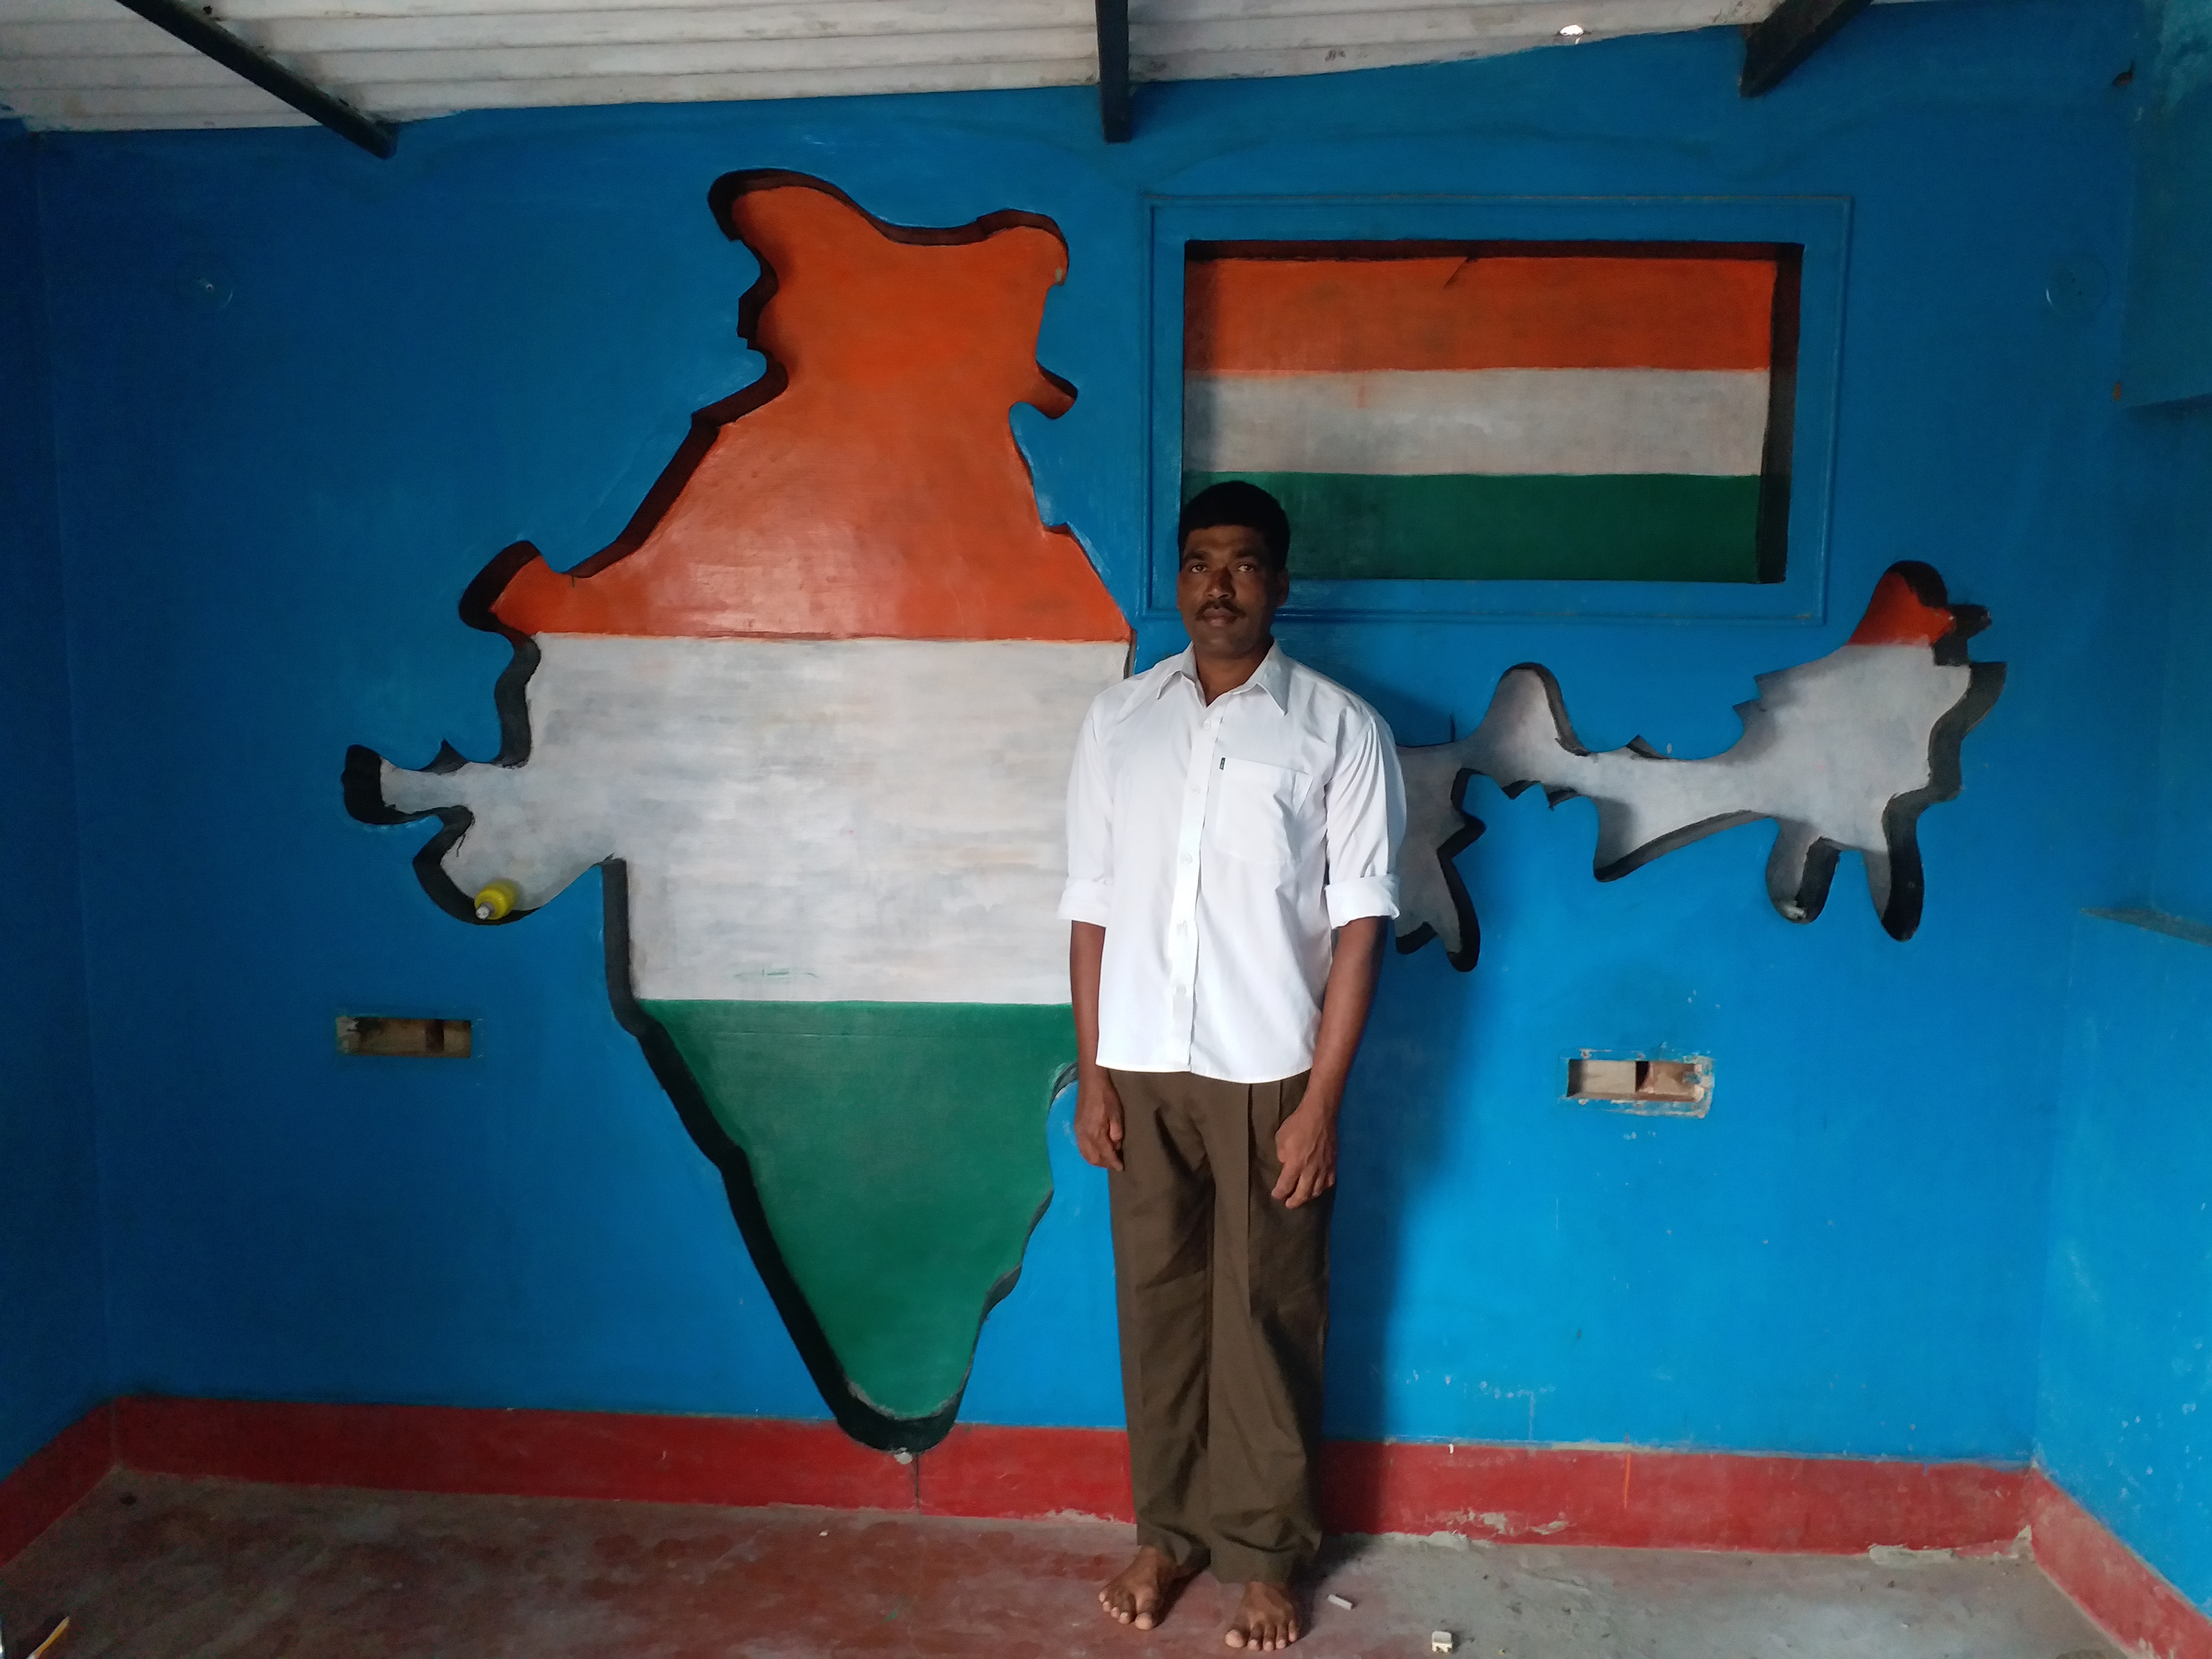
[27,1616,71,1659]
[1430,1632,1455,1654]
[1326,1593,1356,1610]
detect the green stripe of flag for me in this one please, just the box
[644,999,1069,1422]
[1184,471,1766,583]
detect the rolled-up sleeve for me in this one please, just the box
[1057,698,1115,926]
[1323,707,1405,928]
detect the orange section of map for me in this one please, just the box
[1187,253,1778,374]
[490,178,1128,643]
[1848,568,1958,647]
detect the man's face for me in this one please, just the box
[1177,524,1288,659]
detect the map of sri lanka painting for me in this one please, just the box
[345,170,2003,1455]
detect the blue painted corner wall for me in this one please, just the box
[2041,910,2212,1613]
[2119,0,2212,404]
[2034,397,2212,1612]
[5,0,2208,1578]
[0,123,108,1481]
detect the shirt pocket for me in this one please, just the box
[1208,757,1311,869]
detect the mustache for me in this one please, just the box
[1197,600,1245,618]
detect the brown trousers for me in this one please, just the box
[1106,1068,1331,1585]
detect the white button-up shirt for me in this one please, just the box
[1058,645,1405,1084]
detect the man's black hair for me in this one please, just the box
[1178,480,1290,571]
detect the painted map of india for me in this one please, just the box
[346,171,1131,1453]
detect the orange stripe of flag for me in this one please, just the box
[1187,254,1777,374]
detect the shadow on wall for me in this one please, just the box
[1327,683,1476,1437]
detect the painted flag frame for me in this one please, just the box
[1147,195,1850,624]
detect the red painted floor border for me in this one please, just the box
[112,1397,915,1514]
[921,1423,1132,1522]
[1,1397,2200,1654]
[921,1427,2030,1550]
[0,1403,113,1566]
[1316,1439,2027,1553]
[106,1399,2025,1553]
[2027,1470,2212,1659]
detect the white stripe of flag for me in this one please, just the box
[1185,368,1772,479]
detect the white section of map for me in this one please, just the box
[1184,368,1771,478]
[1395,642,1975,959]
[379,635,1128,1004]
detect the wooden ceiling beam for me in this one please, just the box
[1739,0,1872,97]
[1095,0,1130,142]
[107,0,397,155]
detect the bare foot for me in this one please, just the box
[1224,1581,1301,1649]
[1098,1546,1194,1631]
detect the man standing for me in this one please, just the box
[1060,482,1405,1651]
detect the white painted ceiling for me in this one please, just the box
[0,0,1803,136]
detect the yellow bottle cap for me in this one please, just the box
[473,880,519,922]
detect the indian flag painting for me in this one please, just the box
[1182,241,1802,583]
[345,173,1130,1452]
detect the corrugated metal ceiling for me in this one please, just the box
[0,0,1846,136]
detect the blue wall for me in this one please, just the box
[0,123,108,1480]
[2145,405,2212,921]
[23,0,2159,1462]
[2033,396,2212,1611]
[2119,0,2212,405]
[2040,910,2212,1612]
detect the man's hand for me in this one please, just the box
[1270,915,1381,1209]
[1272,1094,1338,1208]
[1069,922,1121,1172]
[1075,1070,1126,1172]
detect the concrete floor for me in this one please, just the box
[0,1471,2120,1659]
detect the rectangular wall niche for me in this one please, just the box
[337,1015,474,1058]
[1566,1055,1712,1116]
[1182,240,1802,586]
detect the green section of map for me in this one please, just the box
[643,999,1071,1423]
